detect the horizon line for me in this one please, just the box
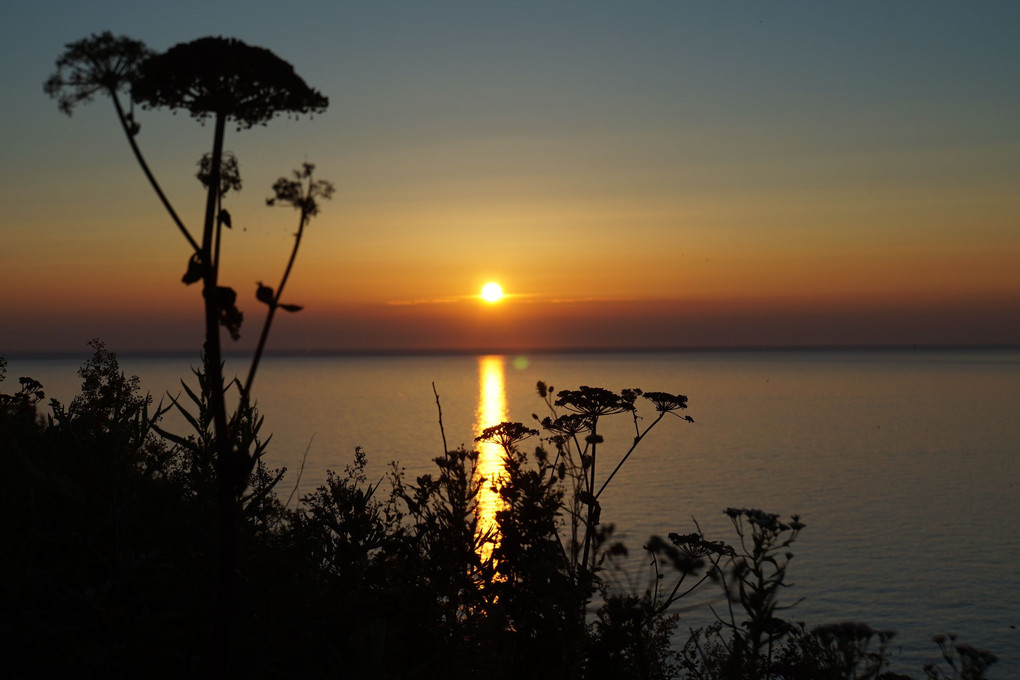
[5,342,1019,361]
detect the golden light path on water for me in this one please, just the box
[474,356,508,554]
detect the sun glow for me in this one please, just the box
[481,282,503,303]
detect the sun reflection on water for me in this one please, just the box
[474,355,508,551]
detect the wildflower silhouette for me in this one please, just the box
[475,421,540,451]
[555,385,638,418]
[539,385,694,580]
[925,634,998,680]
[245,162,334,395]
[47,33,329,675]
[44,33,198,251]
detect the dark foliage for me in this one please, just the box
[1,353,999,678]
[1,343,212,677]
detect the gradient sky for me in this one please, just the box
[2,1,1018,353]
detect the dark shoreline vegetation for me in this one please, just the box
[14,31,998,678]
[0,347,999,679]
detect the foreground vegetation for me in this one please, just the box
[0,347,997,679]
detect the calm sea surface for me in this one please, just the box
[6,349,1019,677]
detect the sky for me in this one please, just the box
[2,1,1019,354]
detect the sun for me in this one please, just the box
[481,282,503,303]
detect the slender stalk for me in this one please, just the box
[432,382,449,455]
[200,112,236,675]
[243,206,308,398]
[579,421,598,580]
[214,189,224,271]
[655,554,724,616]
[283,434,315,510]
[201,113,229,452]
[110,94,201,254]
[594,411,666,499]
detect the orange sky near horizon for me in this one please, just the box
[2,2,1019,354]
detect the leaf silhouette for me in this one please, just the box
[181,253,203,284]
[213,286,243,340]
[279,303,303,313]
[218,209,232,229]
[213,286,237,308]
[255,282,274,305]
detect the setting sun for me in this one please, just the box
[481,282,503,303]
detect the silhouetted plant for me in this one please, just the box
[245,162,334,396]
[0,344,215,676]
[646,531,732,616]
[46,31,329,476]
[774,621,901,680]
[130,44,327,638]
[676,510,943,680]
[586,591,682,680]
[292,447,392,571]
[467,384,702,678]
[923,634,998,680]
[0,357,45,421]
[44,33,197,251]
[534,382,694,587]
[680,508,806,679]
[475,423,590,676]
[44,341,173,481]
[393,445,493,631]
[152,363,285,530]
[47,34,330,671]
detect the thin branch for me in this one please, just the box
[595,411,666,499]
[111,93,201,254]
[283,433,315,510]
[244,169,323,398]
[243,212,305,396]
[656,554,725,616]
[433,382,449,455]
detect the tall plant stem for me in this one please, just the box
[579,423,598,581]
[213,190,225,272]
[243,200,308,398]
[111,94,201,254]
[432,382,449,455]
[200,112,235,674]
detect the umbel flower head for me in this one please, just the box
[642,391,694,421]
[540,413,591,437]
[475,421,539,450]
[266,163,335,217]
[131,36,328,129]
[197,151,242,198]
[45,32,152,115]
[554,386,637,418]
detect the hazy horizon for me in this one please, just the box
[5,341,1019,362]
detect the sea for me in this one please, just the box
[5,348,1019,678]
